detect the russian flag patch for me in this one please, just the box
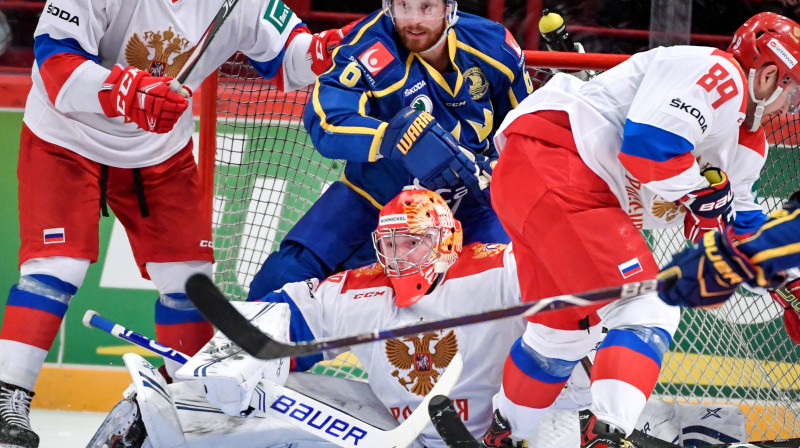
[618,257,643,279]
[43,228,65,244]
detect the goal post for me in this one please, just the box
[198,50,800,441]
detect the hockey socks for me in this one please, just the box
[154,293,213,376]
[591,327,671,434]
[0,274,77,389]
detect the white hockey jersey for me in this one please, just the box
[25,0,316,168]
[495,46,768,233]
[267,242,524,448]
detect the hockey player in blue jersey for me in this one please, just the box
[247,0,535,299]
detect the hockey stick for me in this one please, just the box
[83,309,461,448]
[428,395,481,448]
[185,273,665,360]
[168,0,241,93]
[83,310,190,364]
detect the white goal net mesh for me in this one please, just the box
[203,51,800,442]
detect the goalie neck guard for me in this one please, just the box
[728,12,800,130]
[372,189,463,307]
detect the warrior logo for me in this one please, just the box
[464,67,489,100]
[125,27,195,77]
[386,330,458,396]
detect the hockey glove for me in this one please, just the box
[678,167,735,242]
[98,65,189,134]
[770,277,800,344]
[658,228,757,308]
[660,192,800,308]
[379,107,490,205]
[308,20,357,75]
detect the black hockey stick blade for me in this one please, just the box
[428,395,481,448]
[186,274,669,360]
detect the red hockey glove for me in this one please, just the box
[770,278,800,344]
[308,29,343,75]
[679,167,735,242]
[98,65,189,134]
[308,20,358,75]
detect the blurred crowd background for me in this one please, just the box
[1,0,800,69]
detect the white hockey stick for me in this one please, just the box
[252,353,463,448]
[185,273,665,360]
[84,309,461,448]
[168,0,241,95]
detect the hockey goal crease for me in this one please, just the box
[196,50,800,445]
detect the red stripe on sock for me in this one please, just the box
[591,345,661,398]
[502,355,567,408]
[155,321,214,357]
[0,305,63,350]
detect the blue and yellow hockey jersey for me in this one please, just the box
[304,10,534,206]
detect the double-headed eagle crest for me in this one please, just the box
[386,330,458,396]
[125,26,195,77]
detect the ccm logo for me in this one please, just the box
[115,68,139,115]
[270,395,367,445]
[353,291,385,300]
[697,191,733,212]
[200,240,214,248]
[47,4,80,25]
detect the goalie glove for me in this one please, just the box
[678,167,735,243]
[98,65,189,134]
[769,275,800,344]
[379,107,491,206]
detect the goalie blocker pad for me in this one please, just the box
[175,302,291,416]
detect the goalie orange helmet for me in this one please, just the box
[372,189,463,307]
[728,12,800,129]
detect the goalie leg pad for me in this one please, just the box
[122,353,185,448]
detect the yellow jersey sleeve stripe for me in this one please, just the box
[368,122,389,162]
[455,40,516,83]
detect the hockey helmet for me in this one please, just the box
[372,188,463,307]
[729,12,800,128]
[382,0,458,27]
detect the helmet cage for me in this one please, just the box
[373,226,442,278]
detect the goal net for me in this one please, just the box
[200,50,800,442]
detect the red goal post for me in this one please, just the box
[198,50,800,441]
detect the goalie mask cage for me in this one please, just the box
[199,50,800,442]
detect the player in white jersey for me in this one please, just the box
[481,12,800,448]
[89,188,528,448]
[0,1,346,446]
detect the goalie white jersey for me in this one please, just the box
[495,45,767,233]
[263,242,525,448]
[25,0,315,168]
